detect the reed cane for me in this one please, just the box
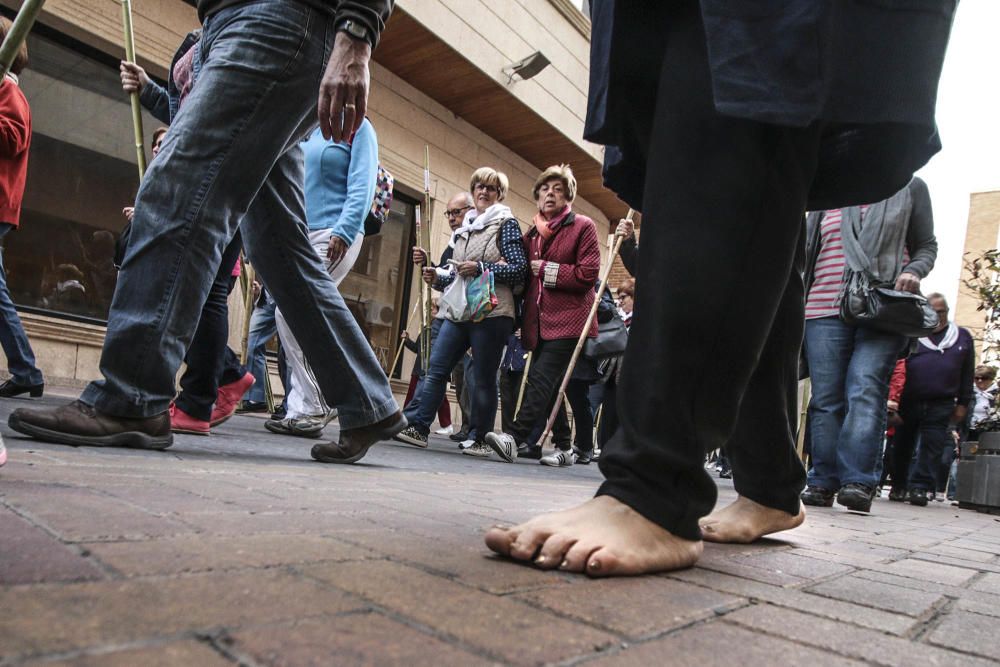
[419,146,435,372]
[238,256,255,366]
[388,337,406,377]
[513,351,532,420]
[0,0,45,81]
[539,209,634,449]
[115,0,146,179]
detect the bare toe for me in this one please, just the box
[560,539,599,573]
[485,526,517,557]
[585,546,620,577]
[510,524,553,561]
[536,533,577,569]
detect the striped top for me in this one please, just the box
[805,206,868,320]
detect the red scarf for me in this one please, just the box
[531,205,571,254]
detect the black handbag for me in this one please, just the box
[839,271,938,338]
[584,311,629,360]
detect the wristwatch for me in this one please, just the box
[337,19,371,46]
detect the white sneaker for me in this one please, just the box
[458,438,475,450]
[485,432,518,463]
[0,433,6,467]
[461,442,492,458]
[434,425,454,436]
[540,449,576,467]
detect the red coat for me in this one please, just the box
[521,210,601,351]
[0,77,31,227]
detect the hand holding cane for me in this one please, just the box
[539,209,635,449]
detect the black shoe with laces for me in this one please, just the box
[837,483,875,513]
[888,486,906,502]
[800,485,835,507]
[572,446,592,465]
[907,488,929,506]
[449,429,469,442]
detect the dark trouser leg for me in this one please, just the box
[0,224,43,385]
[508,338,576,443]
[566,379,594,453]
[437,394,452,428]
[403,374,419,406]
[176,233,244,422]
[218,274,246,387]
[468,317,513,440]
[598,379,618,449]
[595,2,822,541]
[891,401,921,490]
[909,399,954,492]
[499,368,520,434]
[452,362,469,431]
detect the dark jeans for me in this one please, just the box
[507,338,576,444]
[596,3,822,541]
[175,234,246,421]
[404,317,512,439]
[452,356,471,431]
[0,223,42,385]
[499,367,521,435]
[892,397,954,492]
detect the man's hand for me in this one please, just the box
[327,235,349,266]
[951,404,968,424]
[412,247,428,266]
[422,267,436,284]
[122,207,135,222]
[401,330,410,341]
[318,33,371,143]
[616,218,635,239]
[530,260,544,277]
[895,271,921,293]
[251,279,262,301]
[456,261,479,278]
[120,61,150,95]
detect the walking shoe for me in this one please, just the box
[836,483,875,513]
[800,485,835,507]
[236,400,268,414]
[0,379,43,398]
[210,372,255,427]
[907,488,929,507]
[169,404,210,436]
[270,404,287,420]
[312,411,407,464]
[434,425,454,436]
[0,433,7,467]
[572,446,592,465]
[718,467,732,479]
[8,400,173,450]
[888,486,906,502]
[517,443,542,460]
[449,429,469,442]
[540,448,575,467]
[458,438,475,450]
[484,432,518,463]
[264,416,324,438]
[394,426,428,448]
[462,442,492,458]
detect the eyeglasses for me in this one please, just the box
[975,376,992,381]
[474,183,498,193]
[444,206,471,218]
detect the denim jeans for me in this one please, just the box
[0,224,42,385]
[893,397,954,492]
[805,317,905,490]
[81,1,396,429]
[404,317,512,438]
[245,296,277,404]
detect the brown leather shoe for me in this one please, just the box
[8,400,173,450]
[311,411,407,464]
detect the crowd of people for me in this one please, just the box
[0,0,959,577]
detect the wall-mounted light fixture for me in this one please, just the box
[502,51,551,84]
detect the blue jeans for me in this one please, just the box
[805,317,905,490]
[245,296,277,404]
[405,317,512,438]
[0,224,42,385]
[81,1,396,429]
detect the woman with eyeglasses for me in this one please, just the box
[396,167,526,451]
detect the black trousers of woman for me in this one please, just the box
[175,232,247,422]
[596,4,823,541]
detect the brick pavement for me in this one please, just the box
[1,391,999,666]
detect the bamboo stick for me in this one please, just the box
[117,0,146,180]
[0,0,45,81]
[513,351,532,420]
[539,209,635,449]
[419,146,434,371]
[388,337,406,378]
[239,256,255,366]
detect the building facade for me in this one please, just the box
[0,0,621,394]
[956,190,1000,362]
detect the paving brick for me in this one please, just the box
[0,570,365,661]
[806,574,945,617]
[515,577,745,639]
[909,552,1000,575]
[731,550,855,582]
[695,550,806,586]
[928,610,1000,661]
[924,543,999,563]
[84,534,374,576]
[879,558,979,586]
[302,560,617,664]
[228,611,491,666]
[23,640,233,666]
[0,507,104,585]
[587,620,861,666]
[969,572,1000,595]
[178,509,378,536]
[669,569,915,635]
[723,603,995,667]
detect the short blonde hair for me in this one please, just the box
[0,18,29,76]
[532,164,577,202]
[470,167,509,202]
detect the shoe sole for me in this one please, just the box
[313,414,408,464]
[264,422,322,438]
[836,495,872,513]
[485,433,516,463]
[395,433,428,448]
[209,409,236,428]
[171,426,210,436]
[8,413,173,450]
[801,496,835,508]
[908,497,928,507]
[461,449,491,458]
[540,459,573,467]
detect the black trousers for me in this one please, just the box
[508,338,576,444]
[892,397,954,492]
[596,4,822,541]
[176,233,246,421]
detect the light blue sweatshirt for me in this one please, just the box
[302,118,378,244]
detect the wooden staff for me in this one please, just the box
[238,255,255,366]
[513,351,532,420]
[539,209,635,449]
[388,298,422,376]
[117,0,146,179]
[0,0,45,81]
[414,204,429,372]
[419,146,434,371]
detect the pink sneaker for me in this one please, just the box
[210,372,255,427]
[169,403,210,436]
[0,435,7,467]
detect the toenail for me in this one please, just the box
[559,559,569,569]
[535,555,546,564]
[589,559,601,571]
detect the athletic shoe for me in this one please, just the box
[270,404,287,421]
[540,449,575,467]
[395,426,428,448]
[264,416,324,438]
[572,446,592,465]
[462,442,492,458]
[169,404,210,436]
[434,425,454,436]
[484,432,517,463]
[210,372,256,427]
[888,486,906,502]
[0,433,7,467]
[800,485,835,507]
[718,467,732,479]
[449,429,469,442]
[836,483,875,513]
[458,438,475,450]
[236,400,267,414]
[517,443,542,460]
[907,488,929,507]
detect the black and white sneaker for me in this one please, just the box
[485,432,518,463]
[461,442,492,458]
[540,449,575,467]
[394,426,428,448]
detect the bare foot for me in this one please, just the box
[484,496,703,576]
[698,496,805,543]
